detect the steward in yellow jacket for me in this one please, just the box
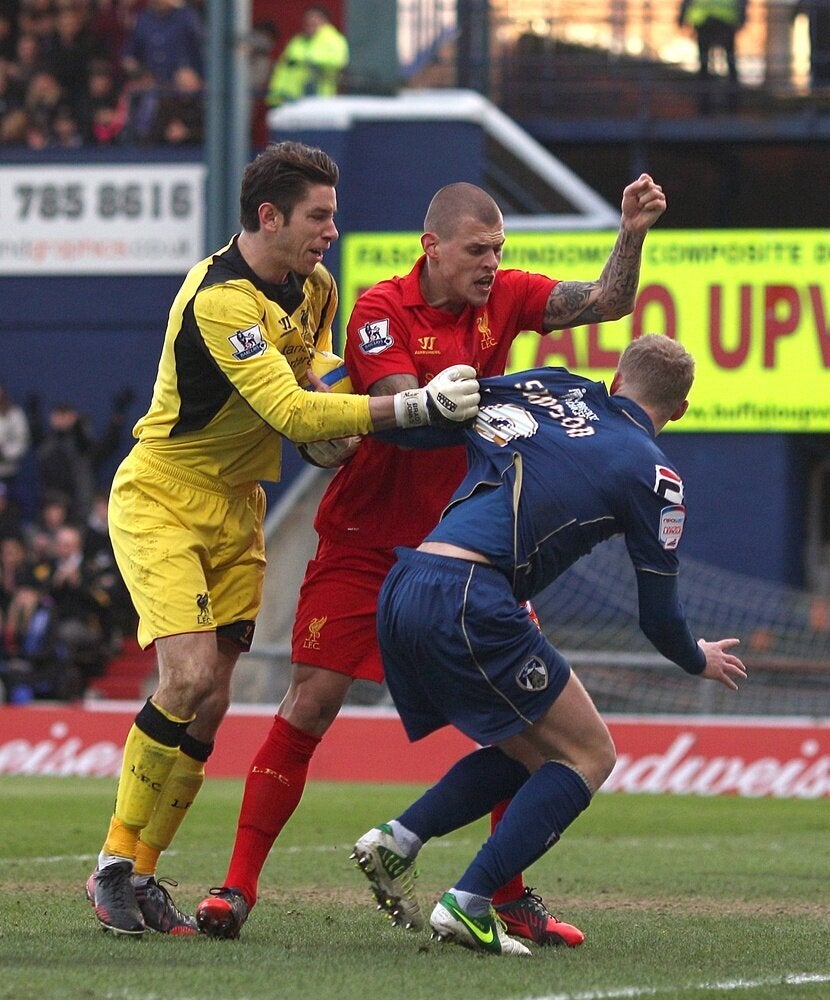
[267,7,349,108]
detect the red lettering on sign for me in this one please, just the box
[808,284,830,365]
[632,284,676,339]
[586,325,619,368]
[764,285,800,367]
[539,328,577,368]
[709,284,751,368]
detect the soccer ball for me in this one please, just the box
[305,350,353,393]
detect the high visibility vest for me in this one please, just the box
[682,0,743,27]
[266,24,349,108]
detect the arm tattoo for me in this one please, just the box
[543,228,644,331]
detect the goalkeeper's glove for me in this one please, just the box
[297,435,362,469]
[392,365,479,428]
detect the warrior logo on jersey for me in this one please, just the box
[357,318,393,355]
[475,404,539,446]
[653,465,684,505]
[659,504,686,550]
[229,323,267,360]
[516,656,549,692]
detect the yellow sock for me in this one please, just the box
[112,722,181,832]
[102,814,142,861]
[133,751,207,876]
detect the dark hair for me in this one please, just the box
[239,141,339,231]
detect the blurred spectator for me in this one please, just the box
[0,536,35,613]
[24,490,73,589]
[248,18,279,147]
[9,31,47,90]
[0,534,51,703]
[250,18,279,97]
[78,57,127,145]
[0,484,23,542]
[266,5,349,109]
[0,382,31,504]
[51,100,83,146]
[23,67,66,136]
[0,3,18,62]
[147,62,202,144]
[90,93,127,142]
[89,0,141,70]
[0,58,26,137]
[794,0,830,88]
[18,0,57,51]
[27,387,134,523]
[48,0,108,110]
[679,0,746,113]
[122,0,202,87]
[46,522,112,697]
[84,490,135,640]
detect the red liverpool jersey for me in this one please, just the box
[314,256,556,549]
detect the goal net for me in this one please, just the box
[532,535,830,718]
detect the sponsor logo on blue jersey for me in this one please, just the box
[659,504,686,550]
[653,465,684,505]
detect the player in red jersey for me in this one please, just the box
[197,174,666,942]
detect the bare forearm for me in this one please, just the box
[543,228,644,330]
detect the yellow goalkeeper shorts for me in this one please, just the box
[108,445,266,649]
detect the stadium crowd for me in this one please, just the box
[0,384,137,703]
[0,0,206,148]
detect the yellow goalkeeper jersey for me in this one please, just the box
[132,237,372,485]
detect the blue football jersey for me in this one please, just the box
[427,367,687,602]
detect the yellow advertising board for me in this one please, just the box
[341,230,830,432]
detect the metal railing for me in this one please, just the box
[396,0,830,123]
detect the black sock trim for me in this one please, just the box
[135,698,189,748]
[179,731,214,762]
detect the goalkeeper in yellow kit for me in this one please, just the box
[84,141,480,937]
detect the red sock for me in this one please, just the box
[223,715,320,907]
[489,799,526,905]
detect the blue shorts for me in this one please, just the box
[378,548,571,745]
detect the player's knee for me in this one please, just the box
[591,736,617,789]
[279,679,346,736]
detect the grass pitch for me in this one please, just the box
[0,775,827,1000]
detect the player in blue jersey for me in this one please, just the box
[352,333,747,956]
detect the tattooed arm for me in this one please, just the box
[542,174,666,331]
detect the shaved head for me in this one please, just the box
[423,183,502,239]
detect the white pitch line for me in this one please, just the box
[524,972,830,1000]
[2,836,478,867]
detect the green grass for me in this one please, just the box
[0,776,828,1000]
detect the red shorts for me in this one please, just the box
[290,538,396,683]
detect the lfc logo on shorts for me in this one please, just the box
[303,615,328,650]
[196,592,212,626]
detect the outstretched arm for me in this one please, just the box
[636,570,746,690]
[542,174,666,331]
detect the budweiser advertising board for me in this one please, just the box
[0,704,828,798]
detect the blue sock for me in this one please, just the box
[397,746,529,843]
[455,760,592,897]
